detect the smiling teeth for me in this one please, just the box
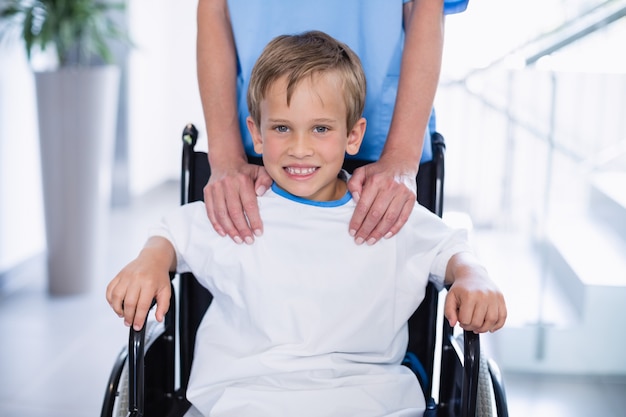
[286,167,317,175]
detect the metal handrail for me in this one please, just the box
[442,0,626,84]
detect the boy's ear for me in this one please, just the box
[247,116,264,154]
[346,117,366,156]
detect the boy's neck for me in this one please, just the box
[271,172,351,205]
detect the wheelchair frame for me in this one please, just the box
[102,124,508,417]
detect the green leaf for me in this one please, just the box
[0,0,130,67]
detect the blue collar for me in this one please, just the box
[271,183,352,207]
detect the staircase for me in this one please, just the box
[486,171,626,375]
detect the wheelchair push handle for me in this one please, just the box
[181,123,200,205]
[182,123,198,148]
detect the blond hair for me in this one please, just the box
[247,31,366,131]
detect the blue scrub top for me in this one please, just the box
[227,0,468,163]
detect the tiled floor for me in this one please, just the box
[1,181,624,417]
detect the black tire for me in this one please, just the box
[476,350,495,417]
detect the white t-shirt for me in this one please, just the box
[152,183,471,417]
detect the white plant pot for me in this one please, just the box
[36,66,120,295]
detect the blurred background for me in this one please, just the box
[1,0,625,416]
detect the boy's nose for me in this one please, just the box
[288,133,314,157]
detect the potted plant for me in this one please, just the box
[1,0,129,295]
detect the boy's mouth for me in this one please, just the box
[285,166,318,176]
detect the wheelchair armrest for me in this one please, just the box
[125,274,177,417]
[443,328,480,417]
[126,302,156,417]
[461,330,480,417]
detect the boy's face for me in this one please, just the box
[247,72,365,201]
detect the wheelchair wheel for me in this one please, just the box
[476,349,495,417]
[113,356,129,417]
[112,320,165,417]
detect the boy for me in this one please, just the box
[107,31,506,417]
[199,0,452,246]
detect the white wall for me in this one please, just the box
[0,42,46,271]
[0,1,204,273]
[126,1,205,195]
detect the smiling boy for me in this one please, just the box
[245,33,366,202]
[107,31,506,417]
[248,70,364,201]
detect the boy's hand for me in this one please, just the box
[106,242,174,331]
[203,162,272,244]
[444,253,507,333]
[347,159,417,245]
[444,275,507,333]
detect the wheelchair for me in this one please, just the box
[102,124,509,417]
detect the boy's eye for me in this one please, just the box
[313,126,329,133]
[274,125,289,133]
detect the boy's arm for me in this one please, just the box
[106,236,176,331]
[443,252,507,333]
